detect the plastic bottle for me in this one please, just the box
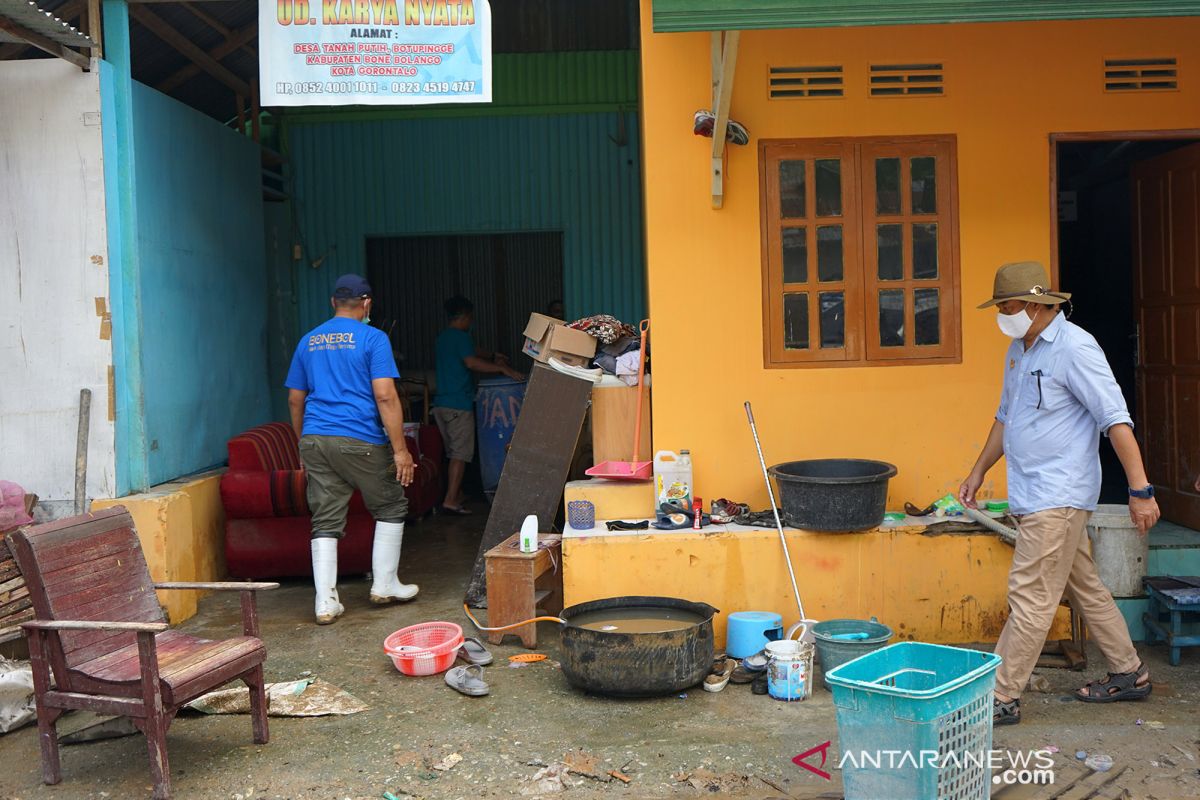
[654,450,693,511]
[519,514,538,553]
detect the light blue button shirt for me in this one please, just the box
[996,313,1133,515]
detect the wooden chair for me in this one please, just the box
[9,507,279,800]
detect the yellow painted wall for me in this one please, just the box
[639,7,1200,507]
[563,527,1071,645]
[93,470,227,623]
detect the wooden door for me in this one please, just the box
[1132,143,1200,528]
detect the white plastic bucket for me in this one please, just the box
[1087,504,1148,598]
[766,639,813,701]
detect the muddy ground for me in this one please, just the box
[1,509,1197,799]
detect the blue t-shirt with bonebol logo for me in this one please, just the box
[285,317,400,445]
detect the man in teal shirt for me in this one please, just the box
[432,296,523,514]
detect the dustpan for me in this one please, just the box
[585,320,651,481]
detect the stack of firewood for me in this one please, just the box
[0,494,35,643]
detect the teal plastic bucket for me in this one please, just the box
[812,618,893,688]
[826,642,1002,800]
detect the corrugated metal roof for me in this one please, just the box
[0,0,91,47]
[652,0,1200,32]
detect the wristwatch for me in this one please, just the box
[1128,485,1155,499]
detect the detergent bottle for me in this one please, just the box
[654,450,693,511]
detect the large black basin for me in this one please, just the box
[559,596,717,697]
[769,459,898,531]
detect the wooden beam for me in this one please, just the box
[0,16,89,69]
[250,78,261,143]
[86,0,102,59]
[181,2,256,59]
[182,1,231,37]
[130,4,250,97]
[156,22,256,94]
[710,30,739,209]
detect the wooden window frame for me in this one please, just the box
[760,135,962,369]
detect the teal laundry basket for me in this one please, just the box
[826,642,1002,800]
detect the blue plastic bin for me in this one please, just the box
[826,642,1002,800]
[475,378,526,498]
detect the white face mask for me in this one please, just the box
[997,304,1037,338]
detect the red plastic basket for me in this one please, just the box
[383,622,463,676]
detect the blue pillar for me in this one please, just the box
[101,0,149,494]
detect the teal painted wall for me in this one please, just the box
[131,81,272,485]
[283,109,646,338]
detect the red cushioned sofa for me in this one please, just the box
[221,422,443,578]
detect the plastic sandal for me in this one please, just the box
[1076,662,1152,703]
[703,658,735,693]
[993,697,1020,726]
[729,665,756,685]
[445,664,489,697]
[458,637,493,666]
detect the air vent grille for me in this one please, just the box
[769,65,844,99]
[1104,57,1178,92]
[870,63,944,97]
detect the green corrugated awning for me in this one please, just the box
[652,0,1200,32]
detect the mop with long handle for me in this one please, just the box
[744,401,818,642]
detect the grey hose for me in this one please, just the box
[964,507,1017,546]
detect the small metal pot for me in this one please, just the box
[558,596,718,697]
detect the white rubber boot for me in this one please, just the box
[369,521,419,604]
[311,537,344,624]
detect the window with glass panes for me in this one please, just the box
[760,137,960,367]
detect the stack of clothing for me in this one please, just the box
[567,315,644,385]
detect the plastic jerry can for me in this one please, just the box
[654,450,693,511]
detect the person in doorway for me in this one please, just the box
[432,296,524,515]
[959,261,1160,726]
[286,274,418,625]
[546,299,565,320]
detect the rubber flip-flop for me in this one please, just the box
[440,505,473,517]
[445,664,489,697]
[458,637,494,666]
[729,665,756,685]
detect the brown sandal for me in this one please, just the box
[1076,662,1152,703]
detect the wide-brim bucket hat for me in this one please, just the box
[978,261,1071,309]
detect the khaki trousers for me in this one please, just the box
[994,507,1140,698]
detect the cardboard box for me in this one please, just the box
[522,313,597,367]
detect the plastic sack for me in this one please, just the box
[0,481,32,532]
[0,658,35,734]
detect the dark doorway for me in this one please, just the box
[1055,137,1199,508]
[366,232,565,375]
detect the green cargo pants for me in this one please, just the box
[299,435,409,537]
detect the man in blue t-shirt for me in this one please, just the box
[285,274,418,625]
[432,296,524,515]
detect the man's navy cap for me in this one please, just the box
[333,274,372,299]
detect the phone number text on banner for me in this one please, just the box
[260,0,492,106]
